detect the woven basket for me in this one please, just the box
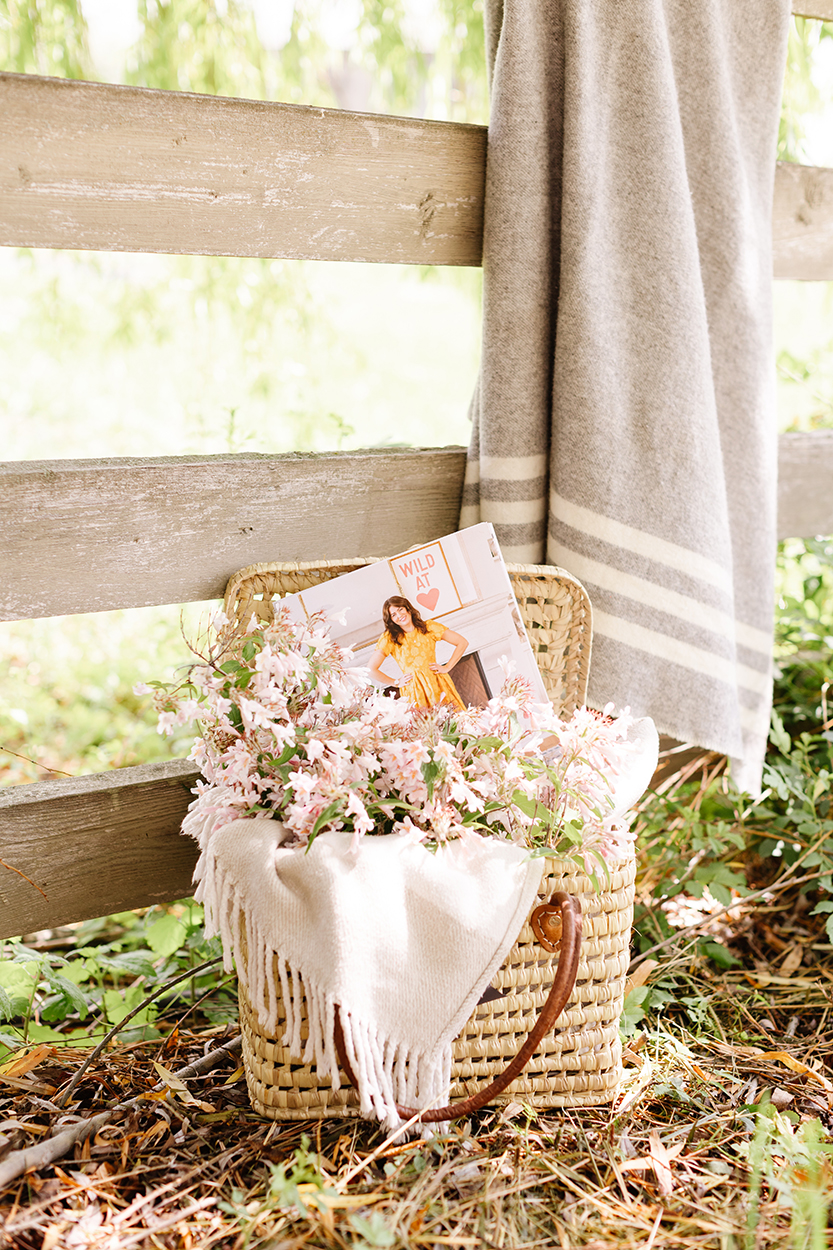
[223,559,634,1118]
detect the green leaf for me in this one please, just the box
[770,709,792,756]
[511,789,539,818]
[0,987,26,1022]
[92,950,156,979]
[619,986,650,1037]
[348,1212,397,1247]
[0,961,38,997]
[45,973,90,1017]
[701,940,741,969]
[147,914,188,959]
[421,758,442,801]
[102,984,157,1027]
[307,801,343,847]
[471,736,505,752]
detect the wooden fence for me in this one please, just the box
[2,5,833,938]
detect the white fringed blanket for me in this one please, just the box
[186,813,544,1129]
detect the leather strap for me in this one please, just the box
[333,889,582,1124]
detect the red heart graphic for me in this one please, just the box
[417,588,440,613]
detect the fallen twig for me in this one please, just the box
[54,954,225,1109]
[629,869,825,971]
[109,1196,217,1248]
[0,1033,242,1190]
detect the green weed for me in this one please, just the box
[0,900,231,1060]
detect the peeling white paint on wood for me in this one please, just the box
[791,1,833,17]
[2,74,833,278]
[773,163,833,281]
[0,436,828,623]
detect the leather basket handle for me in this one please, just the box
[333,890,582,1124]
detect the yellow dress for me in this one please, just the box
[376,620,466,711]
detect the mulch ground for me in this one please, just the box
[0,924,831,1250]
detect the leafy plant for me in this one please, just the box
[737,1102,832,1250]
[0,901,231,1060]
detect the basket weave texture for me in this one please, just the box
[223,558,632,1118]
[239,852,634,1119]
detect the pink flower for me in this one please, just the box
[158,605,643,860]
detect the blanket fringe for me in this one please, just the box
[184,791,452,1127]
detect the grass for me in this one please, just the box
[0,1000,829,1248]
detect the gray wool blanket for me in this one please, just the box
[461,0,790,793]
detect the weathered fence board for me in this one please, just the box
[1,434,828,622]
[0,448,467,620]
[0,760,199,939]
[0,72,485,266]
[777,430,833,541]
[773,162,833,281]
[2,74,833,278]
[792,1,833,17]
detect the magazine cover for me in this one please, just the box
[279,523,549,725]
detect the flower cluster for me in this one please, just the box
[141,607,638,868]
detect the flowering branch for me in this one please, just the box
[139,608,637,866]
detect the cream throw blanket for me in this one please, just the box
[462,0,791,793]
[187,815,544,1129]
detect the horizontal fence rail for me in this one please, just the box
[0,72,485,266]
[776,429,833,541]
[0,761,200,939]
[0,448,467,620]
[3,13,833,935]
[793,1,833,15]
[1,434,830,622]
[1,73,833,277]
[773,163,833,280]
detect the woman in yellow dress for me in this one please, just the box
[367,597,468,711]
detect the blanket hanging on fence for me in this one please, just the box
[188,814,544,1130]
[461,0,791,793]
